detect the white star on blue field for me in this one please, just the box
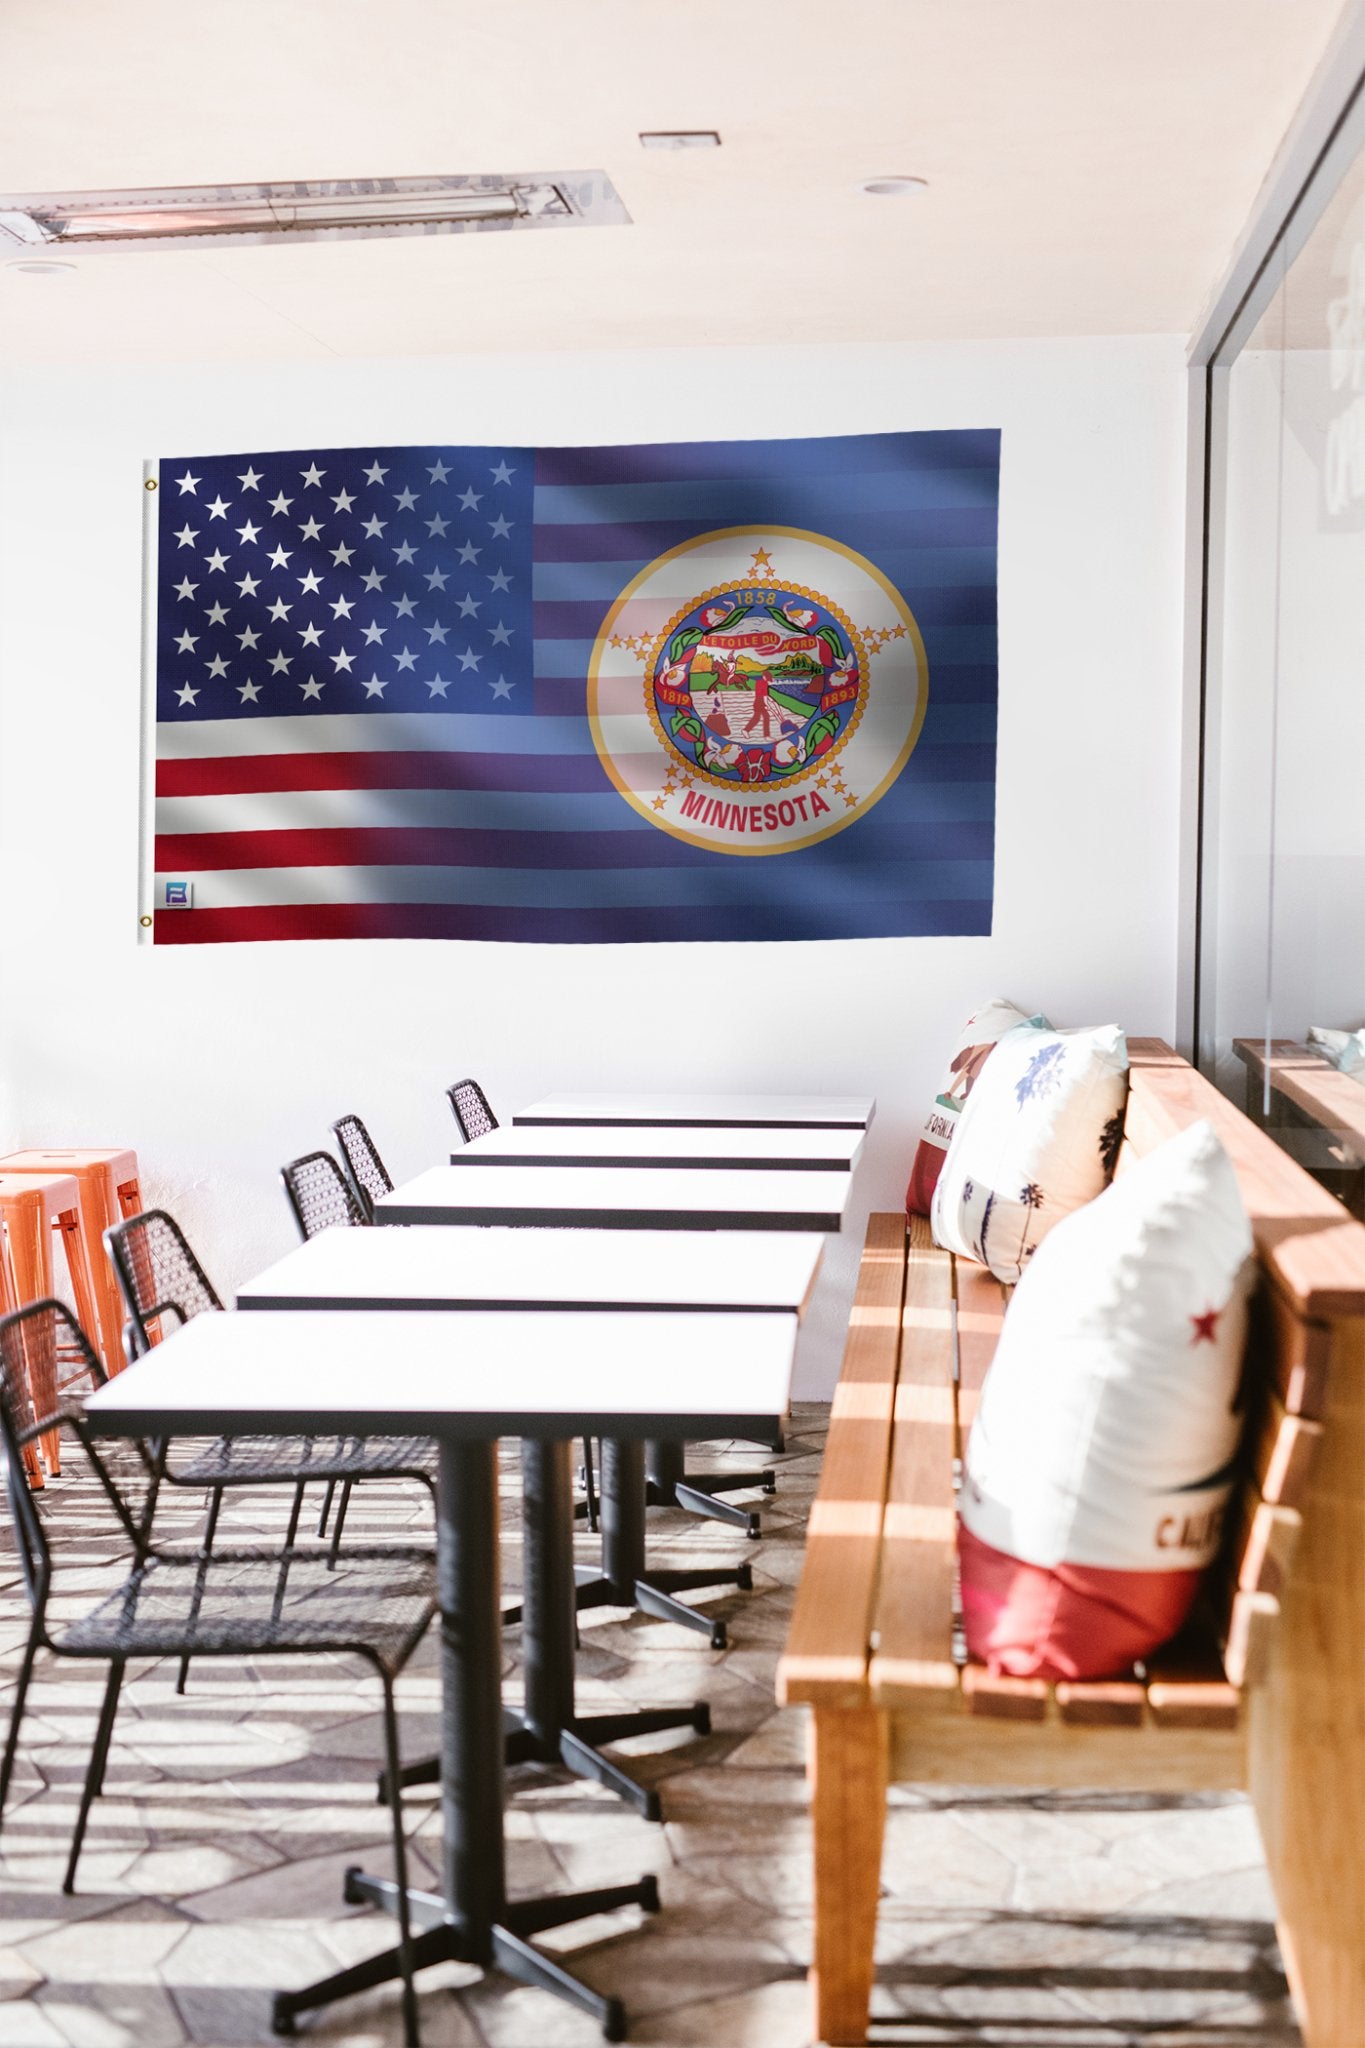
[158,447,532,719]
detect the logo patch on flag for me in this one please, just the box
[588,526,927,855]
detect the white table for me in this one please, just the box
[374,1163,851,1234]
[512,1090,874,1130]
[237,1225,824,1317]
[85,1307,795,2041]
[236,1222,820,1674]
[456,1124,865,1172]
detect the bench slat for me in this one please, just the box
[1252,1393,1324,1510]
[954,1257,1008,1452]
[1249,1276,1331,1420]
[869,1215,958,1699]
[962,1666,1049,1720]
[1055,1679,1147,1726]
[777,1211,907,1707]
[1142,1627,1242,1729]
[1225,1588,1280,1688]
[1230,1494,1301,1598]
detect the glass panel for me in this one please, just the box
[1206,134,1365,1214]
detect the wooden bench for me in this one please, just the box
[1235,1035,1365,1218]
[778,1038,1365,2047]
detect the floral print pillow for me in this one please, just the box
[930,1022,1129,1282]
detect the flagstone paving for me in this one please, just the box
[1,1408,1300,2047]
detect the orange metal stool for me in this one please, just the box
[0,1149,142,1377]
[0,1170,106,1476]
[0,1218,42,1488]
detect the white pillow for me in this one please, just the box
[1307,1024,1365,1077]
[960,1118,1254,1574]
[931,1022,1129,1283]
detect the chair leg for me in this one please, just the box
[378,1676,420,2048]
[177,1485,224,1696]
[315,1478,337,1539]
[327,1479,354,1567]
[581,1437,599,1534]
[63,1658,126,1895]
[0,1622,42,1832]
[282,1480,307,1549]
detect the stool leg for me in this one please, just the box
[56,1210,109,1386]
[59,1187,123,1379]
[5,1200,60,1475]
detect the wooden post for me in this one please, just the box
[1249,1315,1365,2046]
[810,1705,888,2045]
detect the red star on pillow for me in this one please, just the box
[1189,1307,1220,1345]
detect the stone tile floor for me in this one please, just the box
[1,1407,1300,2047]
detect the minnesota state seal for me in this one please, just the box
[588,526,927,855]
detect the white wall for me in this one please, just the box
[0,335,1188,1396]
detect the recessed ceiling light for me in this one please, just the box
[639,132,721,150]
[0,174,630,256]
[860,176,928,197]
[4,257,77,275]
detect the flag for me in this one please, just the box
[149,430,998,943]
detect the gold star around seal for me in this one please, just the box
[750,547,773,576]
[652,795,667,811]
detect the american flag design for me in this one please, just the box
[150,431,999,944]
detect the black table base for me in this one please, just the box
[384,1440,716,1818]
[506,1440,710,1819]
[644,1439,776,1539]
[276,1442,659,2043]
[271,1865,658,2042]
[572,1438,751,1650]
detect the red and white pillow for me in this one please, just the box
[958,1118,1254,1681]
[930,1022,1129,1284]
[905,1000,1046,1217]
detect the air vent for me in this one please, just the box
[638,132,721,150]
[0,172,631,255]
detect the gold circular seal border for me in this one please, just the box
[588,524,930,859]
[644,580,868,791]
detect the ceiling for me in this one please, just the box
[0,0,1349,365]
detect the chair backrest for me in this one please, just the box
[281,1149,366,1240]
[105,1208,224,1356]
[447,1078,498,1144]
[0,1301,145,1616]
[331,1113,393,1221]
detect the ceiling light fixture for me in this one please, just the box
[0,173,630,256]
[639,132,721,150]
[3,257,77,275]
[860,176,929,197]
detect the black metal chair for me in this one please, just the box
[331,1113,394,1223]
[278,1156,442,1558]
[0,1299,432,2044]
[446,1078,498,1144]
[104,1208,437,1663]
[280,1148,366,1235]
